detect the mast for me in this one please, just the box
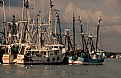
[48,0,54,44]
[54,11,57,44]
[78,16,88,51]
[38,11,43,48]
[2,0,7,44]
[55,11,62,44]
[96,15,102,52]
[87,31,95,52]
[22,0,25,21]
[9,0,11,20]
[67,30,70,51]
[36,14,39,47]
[22,0,29,43]
[64,29,73,51]
[73,13,75,50]
[57,12,62,44]
[18,0,25,47]
[36,11,43,49]
[12,13,17,43]
[78,16,84,50]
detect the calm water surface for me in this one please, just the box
[0,59,121,78]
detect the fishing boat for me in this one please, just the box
[1,13,20,64]
[71,50,105,65]
[0,0,68,65]
[16,0,68,65]
[68,15,105,65]
[0,0,19,64]
[16,43,67,65]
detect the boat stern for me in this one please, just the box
[17,54,25,64]
[2,54,14,64]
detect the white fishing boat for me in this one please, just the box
[1,13,20,64]
[17,44,67,65]
[16,0,68,65]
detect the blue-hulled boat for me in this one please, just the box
[68,15,105,65]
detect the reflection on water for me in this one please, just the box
[0,59,121,78]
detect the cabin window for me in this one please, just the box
[59,47,62,49]
[55,51,57,55]
[55,50,59,55]
[57,57,59,60]
[54,46,58,48]
[41,52,43,55]
[52,58,55,61]
[50,53,53,55]
[44,52,46,55]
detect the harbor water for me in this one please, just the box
[0,59,121,78]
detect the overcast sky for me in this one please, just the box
[0,0,121,52]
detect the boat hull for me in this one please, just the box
[68,57,104,65]
[83,58,104,65]
[16,54,68,65]
[73,60,83,64]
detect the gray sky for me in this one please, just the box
[0,0,121,52]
